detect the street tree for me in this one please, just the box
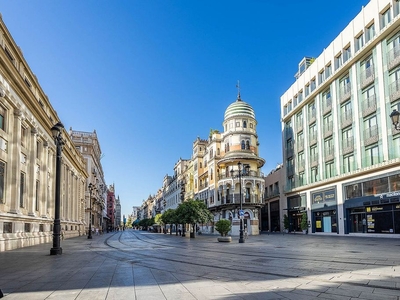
[176,199,213,238]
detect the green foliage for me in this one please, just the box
[161,209,175,225]
[155,213,163,225]
[283,214,289,230]
[138,217,154,228]
[175,199,213,225]
[300,213,308,230]
[215,219,231,236]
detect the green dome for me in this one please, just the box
[224,98,255,120]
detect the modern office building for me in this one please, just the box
[281,0,400,236]
[0,16,88,251]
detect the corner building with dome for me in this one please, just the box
[204,92,265,236]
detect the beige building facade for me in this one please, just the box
[0,16,88,251]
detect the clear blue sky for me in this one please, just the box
[1,0,368,217]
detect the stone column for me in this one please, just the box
[28,127,38,216]
[8,109,22,214]
[41,141,49,218]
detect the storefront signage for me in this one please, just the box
[378,191,400,198]
[312,188,336,204]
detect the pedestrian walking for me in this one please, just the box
[95,228,99,235]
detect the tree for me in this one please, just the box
[155,213,164,233]
[161,209,175,235]
[283,214,289,231]
[300,213,308,231]
[175,199,213,238]
[215,219,231,237]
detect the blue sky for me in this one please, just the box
[1,0,368,217]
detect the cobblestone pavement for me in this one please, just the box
[0,230,399,299]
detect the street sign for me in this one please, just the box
[239,210,244,217]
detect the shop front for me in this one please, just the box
[286,194,306,232]
[343,173,400,235]
[311,188,338,234]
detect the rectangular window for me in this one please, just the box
[322,89,332,111]
[324,137,334,157]
[0,106,5,131]
[355,33,364,52]
[395,0,400,17]
[0,161,5,203]
[298,91,303,103]
[343,154,355,173]
[39,224,44,232]
[343,46,351,63]
[365,144,380,166]
[311,166,318,183]
[35,180,39,211]
[365,23,375,43]
[380,8,391,29]
[20,172,25,208]
[318,69,325,84]
[298,172,305,186]
[24,223,31,233]
[335,53,342,70]
[325,161,335,179]
[3,222,12,233]
[24,77,31,88]
[310,78,316,92]
[21,126,26,147]
[325,64,332,78]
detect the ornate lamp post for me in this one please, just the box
[230,162,250,243]
[88,183,94,239]
[390,109,400,131]
[50,121,64,255]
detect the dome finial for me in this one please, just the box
[236,80,241,101]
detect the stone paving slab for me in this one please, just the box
[0,231,400,300]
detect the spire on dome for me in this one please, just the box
[236,80,242,101]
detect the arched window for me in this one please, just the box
[241,140,245,149]
[243,120,247,128]
[217,148,220,155]
[246,140,250,149]
[200,162,202,168]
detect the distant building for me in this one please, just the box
[115,196,121,228]
[263,164,285,232]
[107,184,116,231]
[70,129,107,234]
[281,0,400,235]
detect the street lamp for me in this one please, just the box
[88,183,94,239]
[50,121,64,255]
[230,162,250,243]
[390,109,400,131]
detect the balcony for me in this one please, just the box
[309,132,317,146]
[341,110,353,129]
[296,121,303,133]
[361,95,377,118]
[389,79,400,103]
[297,140,304,152]
[342,137,354,155]
[387,44,400,71]
[324,146,334,162]
[310,154,318,167]
[323,121,333,138]
[360,65,375,89]
[298,159,305,172]
[286,146,294,158]
[364,124,379,146]
[322,98,332,115]
[308,110,316,125]
[265,190,280,200]
[339,84,351,104]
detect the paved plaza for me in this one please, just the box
[0,230,400,299]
